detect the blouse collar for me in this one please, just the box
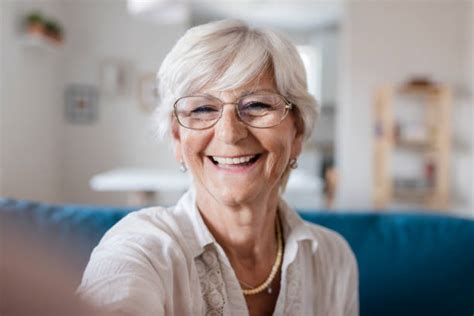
[173,186,319,261]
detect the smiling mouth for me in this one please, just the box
[208,154,261,168]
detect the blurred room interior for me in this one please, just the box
[0,0,472,218]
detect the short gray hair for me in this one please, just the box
[154,19,319,140]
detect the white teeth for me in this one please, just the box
[212,155,256,165]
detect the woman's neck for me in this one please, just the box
[195,186,280,265]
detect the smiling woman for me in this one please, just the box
[77,20,358,316]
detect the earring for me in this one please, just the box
[179,161,187,173]
[289,158,298,169]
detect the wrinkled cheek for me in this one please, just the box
[266,149,290,182]
[182,146,203,175]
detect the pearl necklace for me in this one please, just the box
[241,218,283,296]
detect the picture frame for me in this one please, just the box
[64,84,99,124]
[138,73,159,113]
[100,58,133,97]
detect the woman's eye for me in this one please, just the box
[242,102,272,110]
[191,105,218,113]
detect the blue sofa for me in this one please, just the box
[1,198,473,316]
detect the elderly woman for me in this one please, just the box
[78,20,358,316]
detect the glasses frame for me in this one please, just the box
[173,92,294,130]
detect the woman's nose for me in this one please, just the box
[215,104,248,144]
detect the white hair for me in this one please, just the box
[153,19,319,140]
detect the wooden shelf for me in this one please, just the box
[398,84,444,95]
[393,190,433,204]
[395,139,435,151]
[373,84,452,211]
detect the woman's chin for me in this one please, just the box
[196,178,259,206]
[212,188,262,206]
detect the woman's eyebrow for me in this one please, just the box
[196,89,278,99]
[239,89,277,97]
[239,90,253,97]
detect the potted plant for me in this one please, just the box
[24,11,44,36]
[43,19,63,44]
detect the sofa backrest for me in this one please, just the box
[1,198,473,316]
[299,211,474,316]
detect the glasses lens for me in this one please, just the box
[174,96,221,129]
[238,94,288,128]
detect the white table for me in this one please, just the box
[90,168,191,205]
[90,167,321,206]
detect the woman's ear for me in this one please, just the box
[291,132,304,159]
[291,111,305,158]
[171,119,180,142]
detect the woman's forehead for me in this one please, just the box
[198,71,278,97]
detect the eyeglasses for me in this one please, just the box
[173,92,293,130]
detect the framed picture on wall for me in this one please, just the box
[100,58,133,98]
[139,73,159,113]
[65,84,99,124]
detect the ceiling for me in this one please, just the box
[128,0,343,30]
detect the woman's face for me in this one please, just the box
[172,74,303,206]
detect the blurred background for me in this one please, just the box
[1,0,472,217]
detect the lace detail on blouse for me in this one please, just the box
[195,248,226,315]
[284,261,303,315]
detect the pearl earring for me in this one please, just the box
[179,161,187,173]
[289,158,298,169]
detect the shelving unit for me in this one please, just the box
[373,84,452,210]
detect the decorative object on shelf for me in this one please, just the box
[100,59,133,98]
[24,11,44,36]
[42,18,63,44]
[424,159,436,187]
[373,83,452,210]
[403,76,436,88]
[394,121,435,151]
[399,76,442,95]
[22,11,64,45]
[65,84,99,124]
[138,73,159,113]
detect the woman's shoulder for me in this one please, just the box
[106,206,176,234]
[298,221,359,314]
[79,206,191,314]
[103,206,175,235]
[302,221,356,264]
[96,205,190,259]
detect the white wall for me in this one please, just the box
[61,1,186,204]
[337,1,473,216]
[316,26,339,108]
[311,27,339,145]
[0,0,65,203]
[1,0,186,205]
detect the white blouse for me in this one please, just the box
[78,188,359,316]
